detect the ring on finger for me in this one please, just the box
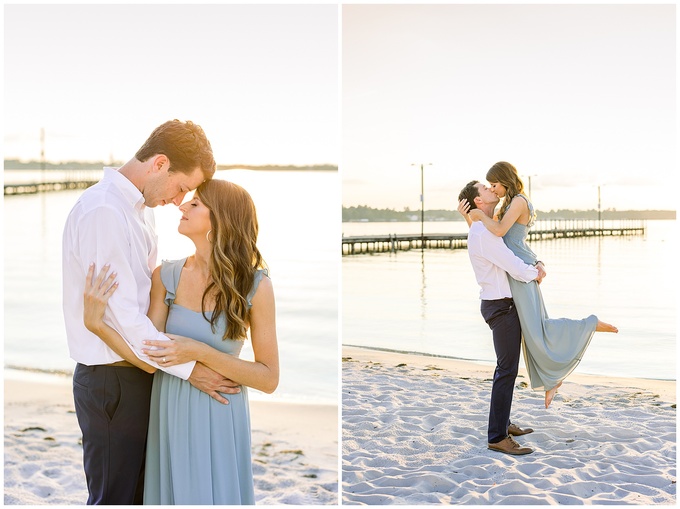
[163,357,166,363]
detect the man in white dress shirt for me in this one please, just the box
[62,120,239,504]
[458,180,546,456]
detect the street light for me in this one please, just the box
[525,174,538,199]
[40,127,46,184]
[596,183,610,231]
[597,184,606,230]
[411,163,432,247]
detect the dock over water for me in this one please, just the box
[342,220,646,255]
[4,169,102,196]
[4,180,98,195]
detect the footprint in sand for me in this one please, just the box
[19,462,40,479]
[42,468,62,479]
[32,483,56,499]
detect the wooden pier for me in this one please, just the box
[4,180,98,196]
[342,221,646,255]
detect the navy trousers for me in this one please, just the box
[73,363,154,505]
[480,298,522,444]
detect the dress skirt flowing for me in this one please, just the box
[144,372,254,505]
[143,258,266,505]
[501,194,598,391]
[508,277,597,391]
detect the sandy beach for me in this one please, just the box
[4,373,338,505]
[342,346,676,505]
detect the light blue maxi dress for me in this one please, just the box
[144,258,266,505]
[502,195,598,391]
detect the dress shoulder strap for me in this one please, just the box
[159,258,188,307]
[514,194,536,227]
[246,268,270,308]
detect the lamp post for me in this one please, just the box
[596,184,609,230]
[526,174,538,198]
[40,127,46,183]
[411,163,432,247]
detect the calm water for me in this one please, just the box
[3,169,339,405]
[343,220,677,381]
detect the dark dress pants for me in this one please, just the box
[73,363,154,505]
[480,298,522,444]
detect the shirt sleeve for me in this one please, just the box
[477,229,539,283]
[77,206,196,380]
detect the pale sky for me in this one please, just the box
[343,4,676,211]
[4,4,338,166]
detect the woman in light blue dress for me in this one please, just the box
[459,162,617,408]
[83,179,278,504]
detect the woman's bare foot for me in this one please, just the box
[545,381,563,409]
[596,320,618,333]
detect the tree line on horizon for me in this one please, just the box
[342,205,675,221]
[3,159,336,172]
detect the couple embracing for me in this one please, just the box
[62,120,278,504]
[458,162,617,456]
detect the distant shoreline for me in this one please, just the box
[343,206,675,221]
[3,160,337,172]
[343,216,675,222]
[218,164,336,172]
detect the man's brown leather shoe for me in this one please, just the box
[508,423,534,436]
[488,436,534,455]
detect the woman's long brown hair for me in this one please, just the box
[195,179,266,340]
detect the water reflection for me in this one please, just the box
[420,248,427,321]
[342,221,675,380]
[5,170,339,405]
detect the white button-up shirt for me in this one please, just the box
[62,167,195,379]
[466,221,539,300]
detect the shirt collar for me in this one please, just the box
[103,167,146,211]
